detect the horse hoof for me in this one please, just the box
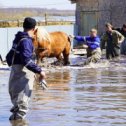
[51,60,64,66]
[64,61,70,66]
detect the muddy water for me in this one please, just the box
[1,58,126,126]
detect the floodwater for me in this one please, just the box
[1,56,126,126]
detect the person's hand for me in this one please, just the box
[69,35,75,39]
[34,71,47,90]
[39,71,46,81]
[83,44,88,49]
[118,40,123,44]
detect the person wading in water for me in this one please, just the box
[116,24,126,55]
[101,23,124,60]
[6,17,46,120]
[71,28,101,65]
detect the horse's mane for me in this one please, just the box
[36,27,51,42]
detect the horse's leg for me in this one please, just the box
[63,43,71,65]
[55,54,64,65]
[37,49,50,65]
[35,50,41,65]
[56,54,63,61]
[36,55,42,65]
[63,53,70,65]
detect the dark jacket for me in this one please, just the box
[6,31,42,74]
[117,28,126,38]
[101,30,124,49]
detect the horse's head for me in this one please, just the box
[33,27,51,49]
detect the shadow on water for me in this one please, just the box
[1,56,126,126]
[10,119,29,126]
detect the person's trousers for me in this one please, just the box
[106,46,120,59]
[121,39,126,55]
[9,65,34,119]
[84,48,101,65]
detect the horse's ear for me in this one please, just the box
[34,28,38,35]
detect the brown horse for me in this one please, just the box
[33,27,71,65]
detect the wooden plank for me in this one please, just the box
[72,49,87,55]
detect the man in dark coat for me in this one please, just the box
[116,24,126,55]
[101,23,124,59]
[6,17,46,120]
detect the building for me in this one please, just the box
[69,0,126,36]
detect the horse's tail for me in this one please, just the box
[68,35,72,45]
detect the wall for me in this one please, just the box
[75,0,126,35]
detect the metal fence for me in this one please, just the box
[0,25,76,60]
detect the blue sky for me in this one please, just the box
[0,0,75,10]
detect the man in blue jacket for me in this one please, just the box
[6,17,46,120]
[73,29,101,65]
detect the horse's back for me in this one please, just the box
[50,31,69,46]
[50,31,67,35]
[50,31,68,40]
[49,31,70,55]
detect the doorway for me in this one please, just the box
[80,11,98,36]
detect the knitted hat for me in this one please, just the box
[23,17,36,29]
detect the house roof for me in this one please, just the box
[69,0,77,3]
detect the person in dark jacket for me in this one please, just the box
[6,17,46,120]
[116,24,126,55]
[72,28,101,65]
[101,23,124,59]
[116,24,126,38]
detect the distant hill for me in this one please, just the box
[0,8,75,20]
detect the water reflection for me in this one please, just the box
[1,58,126,126]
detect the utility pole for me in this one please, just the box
[17,19,20,27]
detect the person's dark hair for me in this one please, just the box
[23,17,36,30]
[123,24,126,28]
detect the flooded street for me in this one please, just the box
[1,57,126,126]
